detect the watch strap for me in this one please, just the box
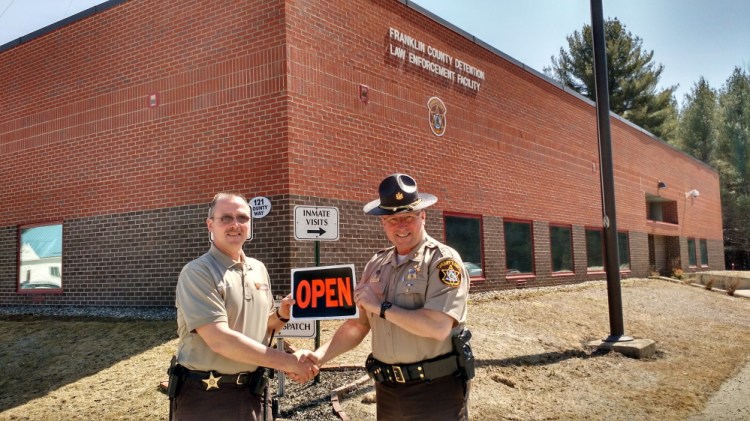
[275,307,290,322]
[380,301,392,319]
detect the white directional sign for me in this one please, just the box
[294,206,339,241]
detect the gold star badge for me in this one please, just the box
[202,372,222,390]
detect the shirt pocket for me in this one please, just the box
[394,270,428,309]
[368,279,387,297]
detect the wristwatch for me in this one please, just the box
[275,307,290,323]
[380,301,393,319]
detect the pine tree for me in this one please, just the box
[545,18,678,141]
[679,78,718,163]
[715,67,750,264]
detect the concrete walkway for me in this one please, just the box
[688,358,750,420]
[671,278,750,420]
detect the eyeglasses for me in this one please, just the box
[382,213,421,226]
[210,214,251,225]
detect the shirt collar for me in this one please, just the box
[209,244,247,270]
[388,236,429,267]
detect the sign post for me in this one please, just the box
[276,337,286,397]
[292,206,342,383]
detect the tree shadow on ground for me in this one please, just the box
[0,315,176,412]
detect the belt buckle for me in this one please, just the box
[236,373,247,385]
[392,366,406,383]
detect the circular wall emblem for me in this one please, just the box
[250,196,272,219]
[427,96,447,137]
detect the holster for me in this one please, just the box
[452,328,475,381]
[248,367,268,396]
[166,355,182,399]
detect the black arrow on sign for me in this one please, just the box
[307,228,326,236]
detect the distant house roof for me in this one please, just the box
[22,225,62,258]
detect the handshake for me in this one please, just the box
[284,349,321,384]
[274,294,323,384]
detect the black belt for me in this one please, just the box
[184,369,251,386]
[366,353,459,384]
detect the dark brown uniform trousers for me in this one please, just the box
[375,373,469,421]
[172,378,263,421]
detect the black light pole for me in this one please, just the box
[590,0,629,341]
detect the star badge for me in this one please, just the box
[202,372,222,390]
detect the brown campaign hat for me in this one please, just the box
[363,173,438,215]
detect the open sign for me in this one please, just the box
[291,264,358,320]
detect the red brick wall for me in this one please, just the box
[281,0,722,243]
[0,0,725,306]
[0,0,290,225]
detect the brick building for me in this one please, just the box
[0,0,723,308]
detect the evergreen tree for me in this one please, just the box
[545,18,678,141]
[715,67,750,264]
[679,78,718,163]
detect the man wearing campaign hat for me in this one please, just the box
[313,173,472,420]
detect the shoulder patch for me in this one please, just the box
[437,259,462,287]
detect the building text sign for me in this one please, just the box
[290,264,358,320]
[388,27,485,92]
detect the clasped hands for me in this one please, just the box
[285,349,319,383]
[275,295,319,383]
[280,284,382,384]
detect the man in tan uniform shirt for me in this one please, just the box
[172,192,318,421]
[313,174,471,420]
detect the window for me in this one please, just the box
[586,228,604,271]
[618,231,631,270]
[504,220,533,275]
[550,225,573,273]
[444,213,483,278]
[645,195,679,224]
[18,223,63,292]
[687,238,697,267]
[700,239,708,266]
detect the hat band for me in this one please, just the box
[378,198,422,212]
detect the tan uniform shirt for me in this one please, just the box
[363,235,469,364]
[175,244,273,374]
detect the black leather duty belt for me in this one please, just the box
[183,369,252,390]
[365,353,459,384]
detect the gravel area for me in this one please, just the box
[271,369,369,420]
[0,305,176,320]
[2,277,749,420]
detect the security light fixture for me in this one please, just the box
[359,84,369,104]
[686,189,700,198]
[657,181,667,196]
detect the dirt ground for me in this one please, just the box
[1,277,749,420]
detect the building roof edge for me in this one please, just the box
[0,0,129,54]
[402,0,717,175]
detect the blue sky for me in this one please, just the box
[1,0,748,104]
[414,0,750,104]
